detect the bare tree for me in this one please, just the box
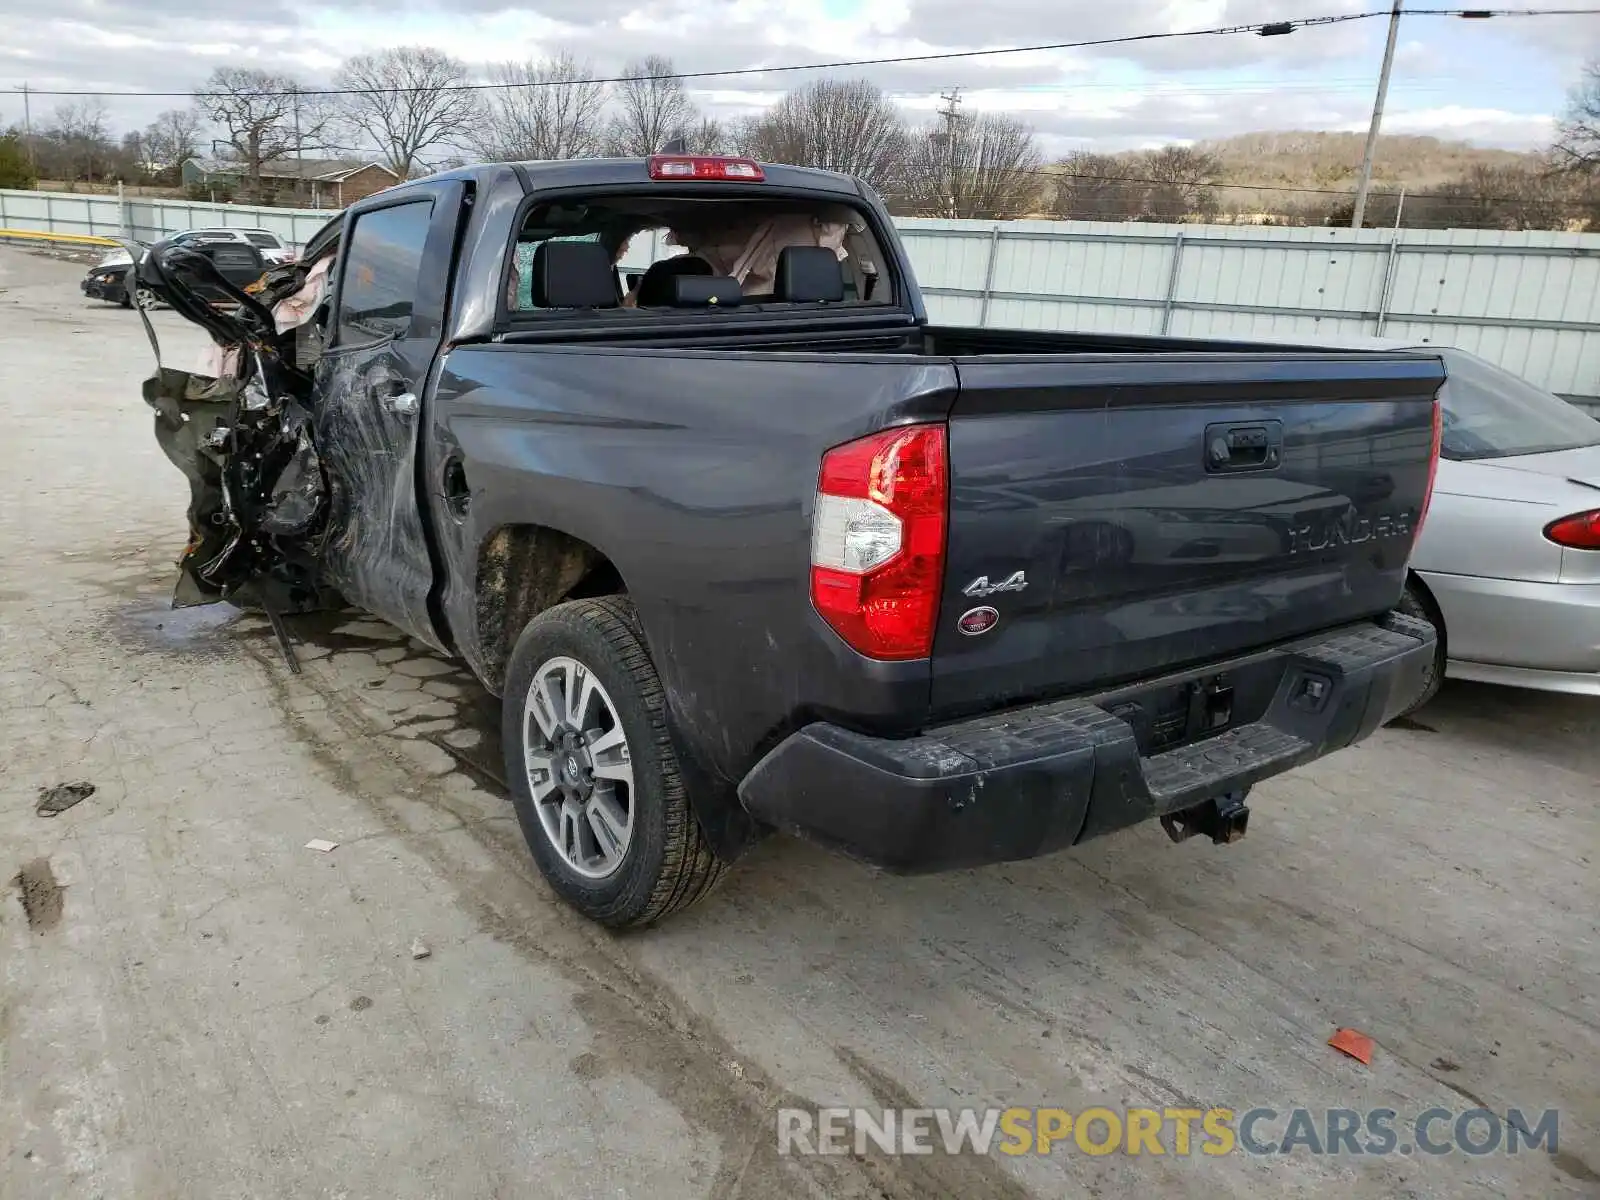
[1554,59,1600,175]
[473,53,608,161]
[1137,146,1222,222]
[1402,163,1569,231]
[48,99,109,143]
[902,111,1042,219]
[1483,164,1568,230]
[197,68,335,200]
[143,107,204,181]
[46,99,110,180]
[1051,151,1139,221]
[1324,193,1404,229]
[121,130,150,176]
[605,56,698,156]
[336,48,479,178]
[681,115,728,155]
[735,79,909,191]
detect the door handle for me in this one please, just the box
[382,389,419,416]
[368,368,418,416]
[1204,420,1282,473]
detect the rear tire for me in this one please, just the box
[1394,579,1445,717]
[501,596,727,929]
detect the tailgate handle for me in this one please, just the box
[1205,421,1282,473]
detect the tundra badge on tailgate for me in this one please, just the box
[961,571,1027,598]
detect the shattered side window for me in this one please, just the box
[337,201,434,344]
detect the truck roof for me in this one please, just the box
[401,157,870,200]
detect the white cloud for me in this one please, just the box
[1356,106,1559,149]
[0,0,1577,159]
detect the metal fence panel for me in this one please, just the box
[5,189,1598,402]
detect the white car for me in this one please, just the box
[170,227,296,265]
[1403,347,1600,702]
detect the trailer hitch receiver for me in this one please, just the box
[1160,790,1251,845]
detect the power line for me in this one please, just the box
[9,7,1598,99]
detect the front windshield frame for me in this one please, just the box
[1435,348,1600,462]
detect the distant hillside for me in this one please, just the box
[1193,130,1542,195]
[1046,129,1584,227]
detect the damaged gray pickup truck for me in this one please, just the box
[135,155,1443,929]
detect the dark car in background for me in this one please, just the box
[81,243,149,307]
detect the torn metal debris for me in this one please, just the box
[130,222,344,646]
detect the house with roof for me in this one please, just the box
[181,156,402,208]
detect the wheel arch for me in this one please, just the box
[1404,569,1448,659]
[472,523,626,695]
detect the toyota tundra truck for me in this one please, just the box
[133,155,1442,928]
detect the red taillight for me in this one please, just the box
[1545,509,1600,549]
[810,424,948,660]
[1416,397,1442,537]
[647,155,764,182]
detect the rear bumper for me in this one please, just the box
[738,613,1435,872]
[1420,570,1600,676]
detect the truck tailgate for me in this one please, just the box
[932,353,1443,717]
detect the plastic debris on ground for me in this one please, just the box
[1328,1027,1376,1065]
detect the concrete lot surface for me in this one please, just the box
[1,245,1596,1199]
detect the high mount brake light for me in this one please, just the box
[646,155,765,182]
[810,424,948,660]
[1545,509,1600,550]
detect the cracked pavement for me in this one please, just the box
[1,245,1596,1199]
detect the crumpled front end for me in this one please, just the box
[133,233,340,619]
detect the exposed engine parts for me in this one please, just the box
[133,227,343,662]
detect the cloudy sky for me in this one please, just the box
[2,0,1596,157]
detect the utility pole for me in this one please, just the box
[291,84,304,206]
[21,82,36,172]
[1351,0,1402,229]
[937,88,962,218]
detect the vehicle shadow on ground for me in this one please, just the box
[138,596,1600,832]
[1402,678,1600,775]
[258,603,1600,833]
[275,605,510,786]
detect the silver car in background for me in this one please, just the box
[1402,347,1600,706]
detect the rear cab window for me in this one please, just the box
[245,232,283,249]
[336,201,434,344]
[499,186,894,328]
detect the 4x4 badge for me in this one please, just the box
[962,571,1027,598]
